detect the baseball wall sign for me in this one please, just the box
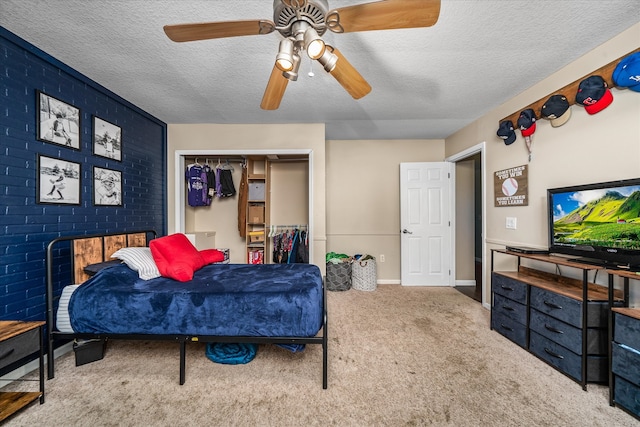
[494,165,528,206]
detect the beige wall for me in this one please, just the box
[445,23,640,304]
[325,139,445,282]
[455,158,475,282]
[270,161,309,226]
[171,132,446,281]
[167,123,326,267]
[164,24,639,294]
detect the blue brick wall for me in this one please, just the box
[0,27,167,322]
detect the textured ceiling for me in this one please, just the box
[1,1,638,140]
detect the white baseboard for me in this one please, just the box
[377,280,401,285]
[455,280,477,287]
[0,341,73,386]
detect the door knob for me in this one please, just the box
[402,229,413,234]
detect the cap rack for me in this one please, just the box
[499,46,640,128]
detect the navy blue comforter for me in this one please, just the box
[69,263,323,337]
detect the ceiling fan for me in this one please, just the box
[164,0,441,110]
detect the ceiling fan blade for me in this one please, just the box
[164,20,275,42]
[327,0,441,33]
[261,65,289,110]
[326,47,372,100]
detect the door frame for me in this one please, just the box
[445,142,489,309]
[175,149,314,264]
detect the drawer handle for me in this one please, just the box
[500,324,513,332]
[543,300,562,310]
[502,305,515,311]
[544,348,564,359]
[0,348,15,361]
[500,285,514,291]
[544,324,564,334]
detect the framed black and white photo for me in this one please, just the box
[36,91,81,150]
[93,116,122,161]
[93,166,122,206]
[37,155,81,205]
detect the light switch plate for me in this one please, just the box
[506,217,517,229]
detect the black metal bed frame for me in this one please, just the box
[45,230,328,389]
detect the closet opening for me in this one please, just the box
[175,150,313,265]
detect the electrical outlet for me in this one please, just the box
[506,217,517,229]
[379,254,385,262]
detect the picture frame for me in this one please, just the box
[36,91,81,150]
[37,154,81,205]
[93,116,122,161]
[93,166,122,206]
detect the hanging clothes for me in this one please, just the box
[201,163,212,206]
[185,162,209,207]
[238,163,248,238]
[218,168,236,197]
[296,230,309,263]
[288,230,300,264]
[271,227,309,264]
[206,164,217,201]
[272,229,292,264]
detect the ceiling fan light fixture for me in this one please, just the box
[303,27,326,60]
[275,38,295,71]
[283,53,301,81]
[317,48,338,72]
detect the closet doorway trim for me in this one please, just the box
[175,149,314,262]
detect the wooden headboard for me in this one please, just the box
[71,232,152,284]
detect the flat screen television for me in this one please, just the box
[548,177,640,269]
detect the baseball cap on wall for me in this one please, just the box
[540,95,571,127]
[613,52,640,92]
[517,109,536,137]
[575,75,613,114]
[497,120,516,145]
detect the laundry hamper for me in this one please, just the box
[326,262,352,291]
[352,258,377,291]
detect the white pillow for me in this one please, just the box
[111,247,161,280]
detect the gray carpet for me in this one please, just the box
[4,286,638,426]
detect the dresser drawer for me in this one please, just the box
[491,311,527,348]
[612,342,640,386]
[614,311,640,350]
[529,331,607,383]
[614,375,640,418]
[530,309,607,355]
[492,293,526,325]
[530,287,607,328]
[0,328,40,370]
[492,273,527,303]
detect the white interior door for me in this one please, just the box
[400,162,452,286]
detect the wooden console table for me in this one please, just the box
[0,320,45,422]
[491,249,619,390]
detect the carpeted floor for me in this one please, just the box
[3,286,638,426]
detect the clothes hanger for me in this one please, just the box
[223,159,234,172]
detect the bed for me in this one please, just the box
[45,230,328,388]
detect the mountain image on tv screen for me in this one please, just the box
[553,187,640,250]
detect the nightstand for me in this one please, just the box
[0,321,45,422]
